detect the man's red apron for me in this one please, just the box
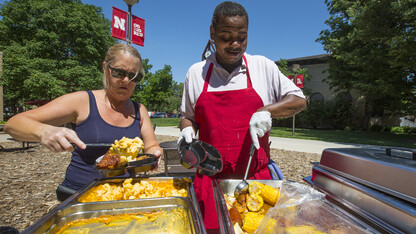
[194,55,272,230]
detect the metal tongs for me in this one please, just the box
[234,143,256,202]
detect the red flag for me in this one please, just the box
[131,15,145,46]
[296,74,304,88]
[288,75,294,83]
[112,7,127,41]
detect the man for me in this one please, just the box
[178,1,306,231]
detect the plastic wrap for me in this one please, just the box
[255,181,373,234]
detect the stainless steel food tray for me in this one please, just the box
[22,197,205,233]
[212,179,283,234]
[308,166,416,233]
[213,179,378,234]
[318,148,416,204]
[24,177,206,233]
[61,177,195,206]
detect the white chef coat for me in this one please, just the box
[180,52,305,121]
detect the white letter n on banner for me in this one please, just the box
[114,16,126,31]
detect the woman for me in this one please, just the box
[5,43,162,201]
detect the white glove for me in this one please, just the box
[249,111,272,149]
[177,126,196,145]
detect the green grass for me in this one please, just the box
[150,118,180,127]
[271,127,416,149]
[151,118,416,149]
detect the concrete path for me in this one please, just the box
[154,126,383,154]
[0,127,383,154]
[0,132,13,142]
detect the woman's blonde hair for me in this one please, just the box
[102,43,143,89]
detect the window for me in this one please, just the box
[310,92,324,103]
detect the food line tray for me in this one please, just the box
[64,177,196,206]
[23,177,206,234]
[212,179,283,234]
[213,179,378,234]
[317,148,416,204]
[307,166,416,233]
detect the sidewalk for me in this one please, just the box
[0,127,383,154]
[0,132,13,142]
[154,126,383,154]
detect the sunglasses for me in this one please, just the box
[108,64,144,83]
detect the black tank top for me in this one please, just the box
[62,90,141,190]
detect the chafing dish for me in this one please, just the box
[213,179,378,234]
[22,197,202,233]
[306,147,416,233]
[59,177,194,206]
[23,177,206,233]
[212,179,283,234]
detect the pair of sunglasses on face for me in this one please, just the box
[108,65,145,83]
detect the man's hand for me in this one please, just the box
[177,126,196,145]
[249,111,272,149]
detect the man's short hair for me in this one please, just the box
[211,1,248,29]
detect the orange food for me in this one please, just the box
[229,207,243,227]
[96,151,124,169]
[78,178,189,202]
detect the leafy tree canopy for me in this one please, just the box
[317,0,416,117]
[133,60,182,114]
[277,59,311,95]
[0,0,116,109]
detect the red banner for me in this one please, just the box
[296,74,304,88]
[112,7,127,41]
[288,75,304,88]
[131,15,145,46]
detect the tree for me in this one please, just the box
[277,59,311,95]
[317,0,416,127]
[132,61,182,113]
[0,0,116,111]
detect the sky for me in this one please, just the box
[1,0,331,83]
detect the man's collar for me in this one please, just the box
[207,52,247,71]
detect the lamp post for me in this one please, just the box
[291,64,300,136]
[123,0,139,45]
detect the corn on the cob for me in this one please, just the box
[284,225,326,234]
[262,184,279,206]
[259,202,273,215]
[247,194,264,212]
[242,212,264,233]
[261,218,278,234]
[249,181,280,206]
[248,181,262,195]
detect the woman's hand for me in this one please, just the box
[151,150,163,171]
[40,126,85,152]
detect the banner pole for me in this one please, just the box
[291,63,300,136]
[127,5,132,44]
[292,73,296,136]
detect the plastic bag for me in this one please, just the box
[255,181,373,234]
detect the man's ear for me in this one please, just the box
[210,25,215,40]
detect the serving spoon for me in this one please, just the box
[234,143,256,202]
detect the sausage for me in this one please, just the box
[229,207,243,227]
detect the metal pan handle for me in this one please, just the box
[385,147,416,160]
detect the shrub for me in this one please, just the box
[295,99,356,130]
[391,127,405,135]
